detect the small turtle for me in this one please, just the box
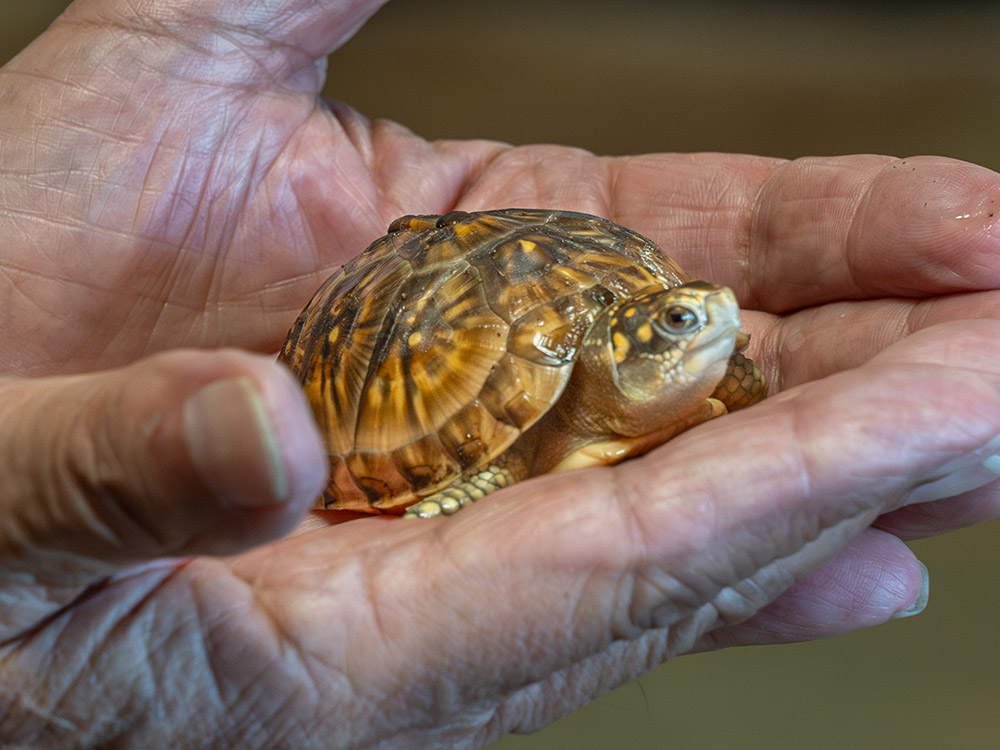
[279,209,765,518]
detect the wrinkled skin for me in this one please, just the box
[1,1,999,748]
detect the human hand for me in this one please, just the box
[1,0,999,747]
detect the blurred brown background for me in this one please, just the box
[5,2,999,748]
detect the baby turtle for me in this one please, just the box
[279,209,765,518]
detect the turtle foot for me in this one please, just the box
[402,464,516,518]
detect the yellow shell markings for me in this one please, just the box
[355,266,510,453]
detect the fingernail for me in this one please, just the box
[891,561,929,620]
[183,377,289,508]
[907,433,1000,505]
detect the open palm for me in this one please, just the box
[2,1,999,747]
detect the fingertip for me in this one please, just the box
[699,529,928,648]
[890,560,929,620]
[249,360,330,512]
[116,349,329,555]
[779,529,928,631]
[182,364,327,515]
[160,351,328,551]
[183,377,291,509]
[857,156,1000,295]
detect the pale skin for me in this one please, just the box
[1,0,999,747]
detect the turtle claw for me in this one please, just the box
[403,498,454,518]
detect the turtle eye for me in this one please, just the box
[660,305,700,334]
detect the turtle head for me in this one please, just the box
[608,281,741,398]
[568,281,743,439]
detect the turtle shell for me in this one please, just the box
[279,208,689,513]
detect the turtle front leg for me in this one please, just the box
[548,398,728,473]
[403,464,519,518]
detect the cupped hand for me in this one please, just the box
[2,1,999,747]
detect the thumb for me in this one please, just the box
[0,349,326,571]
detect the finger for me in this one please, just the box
[692,527,928,650]
[756,289,1000,390]
[0,349,326,636]
[761,311,1000,533]
[741,155,1000,311]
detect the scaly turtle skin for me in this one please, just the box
[278,209,766,518]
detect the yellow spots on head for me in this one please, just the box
[612,332,631,363]
[624,307,637,318]
[635,322,653,344]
